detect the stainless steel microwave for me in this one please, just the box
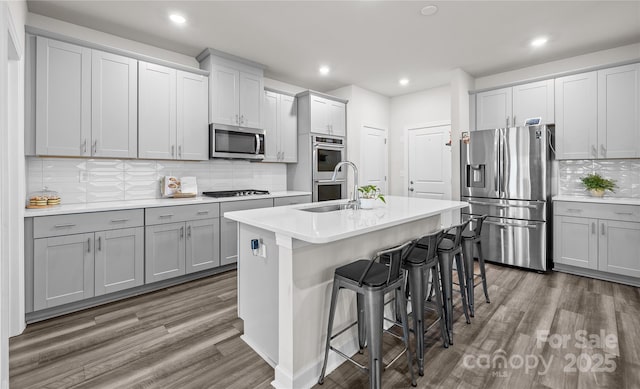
[210,124,265,160]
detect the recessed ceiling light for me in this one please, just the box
[399,78,409,86]
[169,14,186,24]
[531,37,548,47]
[319,66,330,75]
[420,5,438,16]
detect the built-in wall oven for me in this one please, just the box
[210,123,265,160]
[312,136,346,201]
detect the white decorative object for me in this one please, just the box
[359,198,378,209]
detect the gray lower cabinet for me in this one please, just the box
[186,218,221,273]
[95,227,144,295]
[273,195,311,207]
[145,222,186,283]
[220,198,274,266]
[34,233,94,311]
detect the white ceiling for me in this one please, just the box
[27,1,640,97]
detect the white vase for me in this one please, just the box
[360,198,378,209]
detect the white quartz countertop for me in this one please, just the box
[224,196,468,244]
[553,195,640,206]
[24,191,311,217]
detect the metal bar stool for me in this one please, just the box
[403,230,448,377]
[318,241,417,389]
[438,220,471,345]
[461,215,490,317]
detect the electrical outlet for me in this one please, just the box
[78,171,88,183]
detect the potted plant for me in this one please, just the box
[580,173,616,197]
[358,185,386,209]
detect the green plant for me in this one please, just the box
[358,185,386,203]
[580,173,616,192]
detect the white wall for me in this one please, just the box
[2,2,27,388]
[327,85,390,196]
[475,42,640,90]
[388,85,451,196]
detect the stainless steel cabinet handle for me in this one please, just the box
[82,139,87,153]
[178,145,182,158]
[93,140,97,154]
[235,114,239,124]
[180,226,184,239]
[171,145,175,157]
[240,114,244,125]
[196,210,209,215]
[566,209,582,213]
[600,144,606,157]
[110,218,129,223]
[592,222,595,234]
[513,116,516,127]
[159,214,174,218]
[592,145,598,158]
[601,223,605,235]
[54,223,76,228]
[97,236,101,251]
[87,238,91,253]
[506,117,509,128]
[187,225,191,238]
[615,212,634,216]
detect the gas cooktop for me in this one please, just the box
[202,190,270,198]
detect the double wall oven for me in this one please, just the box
[312,136,347,202]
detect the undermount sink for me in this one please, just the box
[299,204,350,213]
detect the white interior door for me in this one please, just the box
[407,124,452,200]
[360,125,387,194]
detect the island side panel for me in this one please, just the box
[285,215,441,389]
[237,223,280,367]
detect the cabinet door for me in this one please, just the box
[476,87,513,129]
[263,90,279,162]
[553,216,598,270]
[138,61,177,159]
[598,64,640,158]
[239,72,263,129]
[598,220,640,278]
[94,227,144,296]
[91,50,138,158]
[35,37,91,157]
[279,94,298,162]
[328,100,346,137]
[554,71,598,159]
[512,79,555,125]
[145,222,186,282]
[186,218,220,273]
[177,71,209,161]
[211,64,239,126]
[310,95,330,134]
[34,233,94,310]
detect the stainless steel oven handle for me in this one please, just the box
[255,134,261,155]
[484,220,538,229]
[314,179,346,184]
[313,144,345,151]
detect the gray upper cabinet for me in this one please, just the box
[139,62,208,161]
[297,91,347,136]
[35,37,139,158]
[94,227,144,296]
[36,37,91,157]
[138,61,177,160]
[555,71,598,159]
[475,80,554,130]
[198,49,265,129]
[91,50,138,158]
[177,71,209,161]
[34,233,94,310]
[186,218,220,273]
[145,222,186,283]
[597,63,640,159]
[263,90,298,163]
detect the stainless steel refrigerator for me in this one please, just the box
[460,125,554,271]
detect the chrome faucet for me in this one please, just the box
[332,161,360,209]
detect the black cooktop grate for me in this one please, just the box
[202,190,270,198]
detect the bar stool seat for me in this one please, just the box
[318,241,417,389]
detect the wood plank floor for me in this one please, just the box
[10,264,640,388]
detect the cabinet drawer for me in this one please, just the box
[34,209,143,238]
[145,203,220,225]
[274,195,311,207]
[554,201,640,222]
[220,198,274,215]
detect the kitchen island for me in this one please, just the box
[224,196,468,389]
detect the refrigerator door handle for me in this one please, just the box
[485,220,539,229]
[494,130,500,194]
[498,130,505,198]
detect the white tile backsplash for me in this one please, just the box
[558,159,640,198]
[27,157,288,204]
